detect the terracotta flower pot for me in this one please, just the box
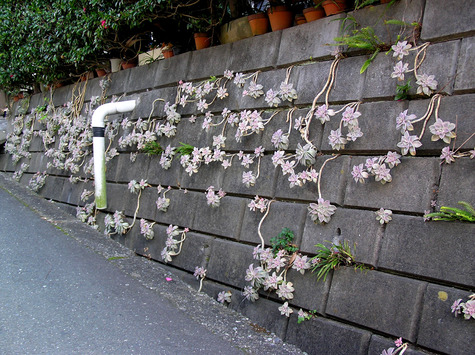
[322,0,347,16]
[267,6,293,31]
[80,71,94,81]
[247,13,270,36]
[121,60,137,70]
[163,49,174,58]
[380,0,392,3]
[194,33,211,50]
[95,68,107,77]
[303,6,326,22]
[295,14,307,25]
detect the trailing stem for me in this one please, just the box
[303,55,342,146]
[257,200,275,248]
[317,155,340,199]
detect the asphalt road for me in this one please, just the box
[0,186,245,354]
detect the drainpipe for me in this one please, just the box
[92,100,136,209]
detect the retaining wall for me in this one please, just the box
[2,1,474,354]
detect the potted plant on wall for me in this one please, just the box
[119,35,142,69]
[266,1,294,31]
[95,63,109,77]
[162,42,174,58]
[302,0,326,22]
[187,18,212,50]
[319,0,347,16]
[247,1,270,36]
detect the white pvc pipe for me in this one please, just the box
[92,100,136,209]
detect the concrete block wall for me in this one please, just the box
[2,1,474,354]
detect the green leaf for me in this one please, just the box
[360,49,380,74]
[384,19,408,26]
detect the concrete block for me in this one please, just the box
[349,0,424,43]
[134,225,212,274]
[206,238,255,288]
[199,277,235,305]
[44,159,63,178]
[192,194,246,239]
[260,108,324,152]
[221,154,277,197]
[421,0,475,41]
[57,202,78,218]
[125,223,168,262]
[379,214,475,286]
[3,154,16,172]
[83,76,103,101]
[38,175,65,201]
[153,188,197,229]
[167,231,213,273]
[29,135,45,152]
[9,102,19,117]
[5,156,17,173]
[285,315,371,355]
[437,158,475,208]
[60,179,85,206]
[153,51,192,86]
[162,116,214,149]
[455,37,475,92]
[321,101,406,152]
[277,14,343,66]
[179,161,224,192]
[294,61,333,106]
[28,93,47,114]
[329,56,367,102]
[410,41,460,96]
[104,183,126,213]
[227,31,281,73]
[407,94,475,153]
[230,292,289,340]
[108,68,131,96]
[32,116,47,131]
[239,200,307,247]
[146,155,183,188]
[362,51,411,100]
[275,154,351,205]
[52,85,72,107]
[27,153,42,172]
[130,186,157,222]
[126,60,161,93]
[368,335,436,355]
[288,268,330,314]
[19,172,31,186]
[116,220,144,253]
[105,153,120,182]
[302,207,383,266]
[114,153,150,183]
[344,156,439,213]
[326,268,427,341]
[131,87,176,120]
[0,153,8,171]
[384,216,475,286]
[188,43,233,81]
[418,284,475,355]
[364,42,458,99]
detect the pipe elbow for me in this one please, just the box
[92,100,136,128]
